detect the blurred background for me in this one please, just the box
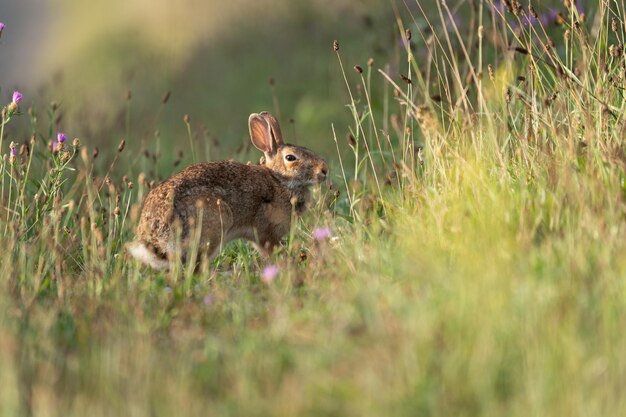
[1,0,397,165]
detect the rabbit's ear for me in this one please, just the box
[259,112,283,145]
[249,113,277,155]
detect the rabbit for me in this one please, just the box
[127,111,328,269]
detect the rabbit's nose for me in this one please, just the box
[316,163,328,183]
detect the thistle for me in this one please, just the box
[7,91,22,114]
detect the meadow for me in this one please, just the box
[1,1,625,416]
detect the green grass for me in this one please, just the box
[1,1,626,416]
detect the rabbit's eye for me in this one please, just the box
[285,154,297,162]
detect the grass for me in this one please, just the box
[1,0,626,416]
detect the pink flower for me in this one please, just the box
[312,227,332,241]
[261,264,279,283]
[12,91,22,105]
[0,23,5,34]
[57,132,66,143]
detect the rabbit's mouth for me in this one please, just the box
[315,172,327,183]
[286,178,323,189]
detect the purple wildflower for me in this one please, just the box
[261,264,279,283]
[312,227,332,241]
[9,143,17,163]
[53,133,67,151]
[12,91,22,105]
[0,22,4,34]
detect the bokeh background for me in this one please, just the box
[1,0,397,165]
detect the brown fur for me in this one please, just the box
[128,112,328,268]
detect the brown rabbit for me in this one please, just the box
[127,111,328,269]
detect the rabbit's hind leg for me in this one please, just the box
[185,196,234,265]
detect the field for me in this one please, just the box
[1,1,625,416]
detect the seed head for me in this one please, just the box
[162,91,171,104]
[332,39,339,51]
[514,47,529,55]
[183,114,190,124]
[354,65,363,74]
[59,150,71,163]
[610,44,623,58]
[367,57,374,67]
[72,137,80,148]
[117,139,126,152]
[405,28,412,41]
[400,74,412,84]
[9,142,17,164]
[92,146,99,159]
[612,18,618,33]
[488,64,495,81]
[80,147,89,164]
[511,0,521,16]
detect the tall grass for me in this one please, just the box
[1,1,625,416]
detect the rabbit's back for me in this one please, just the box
[136,161,287,256]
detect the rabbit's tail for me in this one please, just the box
[126,240,169,270]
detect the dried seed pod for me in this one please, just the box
[488,64,495,81]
